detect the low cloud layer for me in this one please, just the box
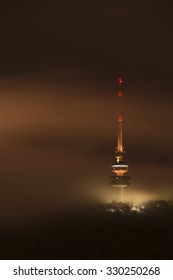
[0,76,172,221]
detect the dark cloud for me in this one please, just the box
[0,0,172,82]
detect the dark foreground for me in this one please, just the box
[0,207,173,260]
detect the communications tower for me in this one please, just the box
[110,77,130,202]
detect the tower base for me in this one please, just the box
[109,175,130,203]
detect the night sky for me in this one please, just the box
[0,0,173,220]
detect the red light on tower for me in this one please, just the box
[118,77,122,84]
[118,92,123,97]
[118,116,123,121]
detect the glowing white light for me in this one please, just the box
[112,164,128,168]
[131,205,140,212]
[106,208,116,213]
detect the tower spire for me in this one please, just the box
[109,77,130,202]
[117,77,123,154]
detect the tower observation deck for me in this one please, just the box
[110,77,130,202]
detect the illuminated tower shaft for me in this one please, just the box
[117,116,123,154]
[117,77,123,159]
[110,77,130,202]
